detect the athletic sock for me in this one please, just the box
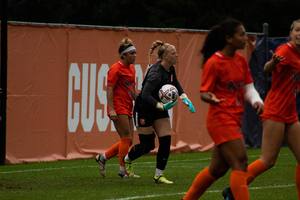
[155,168,164,177]
[230,170,249,200]
[183,167,216,200]
[104,141,120,160]
[296,164,300,199]
[157,136,171,170]
[118,137,131,167]
[246,159,268,185]
[102,153,107,160]
[119,166,125,175]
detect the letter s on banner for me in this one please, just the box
[97,64,110,131]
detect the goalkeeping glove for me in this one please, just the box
[180,94,195,113]
[156,100,178,111]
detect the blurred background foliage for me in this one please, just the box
[2,0,300,37]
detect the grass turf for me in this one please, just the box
[0,147,298,200]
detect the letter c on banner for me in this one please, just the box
[68,63,81,132]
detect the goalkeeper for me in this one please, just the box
[123,40,195,184]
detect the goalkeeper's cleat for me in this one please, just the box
[153,175,173,184]
[125,163,134,178]
[95,154,106,177]
[222,187,235,200]
[123,156,134,178]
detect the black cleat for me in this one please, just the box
[222,187,235,200]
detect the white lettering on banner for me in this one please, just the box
[68,63,81,132]
[134,64,143,131]
[135,64,143,91]
[96,64,109,131]
[81,63,96,132]
[68,63,145,133]
[67,63,173,133]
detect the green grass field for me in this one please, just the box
[0,147,298,200]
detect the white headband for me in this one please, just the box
[121,46,136,55]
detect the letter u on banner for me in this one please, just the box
[81,63,96,132]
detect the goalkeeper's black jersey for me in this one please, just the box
[137,61,184,109]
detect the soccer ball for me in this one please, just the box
[158,84,178,104]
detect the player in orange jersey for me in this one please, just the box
[182,19,264,200]
[95,38,139,178]
[223,19,300,200]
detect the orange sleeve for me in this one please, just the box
[275,44,291,74]
[200,60,217,92]
[107,63,119,87]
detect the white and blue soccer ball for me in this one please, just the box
[158,84,178,104]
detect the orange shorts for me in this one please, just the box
[107,105,133,118]
[260,113,298,124]
[207,124,244,146]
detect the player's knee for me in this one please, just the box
[260,155,277,169]
[213,168,229,179]
[141,145,151,154]
[209,163,230,179]
[139,133,155,152]
[238,157,248,171]
[264,159,276,169]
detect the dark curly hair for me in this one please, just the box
[200,18,243,65]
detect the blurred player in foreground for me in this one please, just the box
[183,19,263,200]
[223,19,300,200]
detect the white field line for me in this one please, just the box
[107,184,296,200]
[0,153,292,174]
[0,159,208,174]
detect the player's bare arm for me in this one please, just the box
[263,50,285,73]
[200,91,226,104]
[107,85,117,121]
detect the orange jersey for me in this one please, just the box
[107,61,136,117]
[200,51,253,128]
[261,42,300,123]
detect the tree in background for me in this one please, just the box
[2,0,299,37]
